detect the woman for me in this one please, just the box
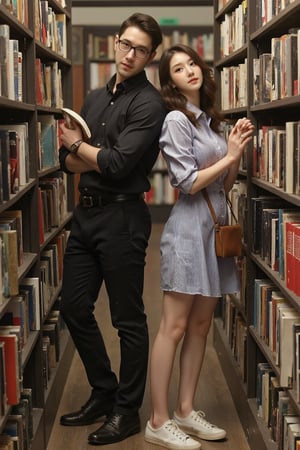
[145,44,254,450]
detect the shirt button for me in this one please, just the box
[101,122,105,126]
[110,101,114,105]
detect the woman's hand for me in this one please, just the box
[227,117,255,162]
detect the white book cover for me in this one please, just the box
[61,107,91,141]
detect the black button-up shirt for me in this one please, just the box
[60,71,166,195]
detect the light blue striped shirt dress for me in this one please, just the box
[159,103,240,297]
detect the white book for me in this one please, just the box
[61,107,91,141]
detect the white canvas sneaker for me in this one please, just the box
[174,410,226,441]
[145,419,201,449]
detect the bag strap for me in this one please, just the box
[203,188,218,225]
[202,188,238,225]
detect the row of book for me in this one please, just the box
[38,174,68,245]
[0,205,68,310]
[40,230,69,317]
[0,210,23,302]
[257,0,298,28]
[0,303,66,446]
[256,363,300,450]
[3,226,67,326]
[251,198,300,296]
[34,0,67,58]
[0,24,23,101]
[219,0,248,58]
[42,300,66,389]
[35,58,63,108]
[89,62,115,91]
[0,0,29,27]
[253,280,300,388]
[253,121,300,195]
[220,297,300,449]
[0,388,34,450]
[220,60,248,110]
[87,30,214,62]
[0,113,67,204]
[159,32,214,62]
[221,295,247,381]
[253,30,300,104]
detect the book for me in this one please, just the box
[285,121,298,194]
[251,197,287,254]
[0,295,29,347]
[61,107,91,141]
[39,115,59,169]
[279,310,300,387]
[0,332,20,404]
[288,423,300,450]
[0,129,10,201]
[0,229,18,296]
[285,222,300,293]
[283,416,300,450]
[0,123,29,187]
[5,414,24,449]
[43,323,57,368]
[294,225,300,297]
[278,210,300,280]
[256,362,273,418]
[8,130,20,194]
[0,209,23,266]
[269,376,283,441]
[20,277,41,331]
[296,330,300,402]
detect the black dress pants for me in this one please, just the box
[60,198,151,415]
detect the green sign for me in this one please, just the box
[159,18,179,26]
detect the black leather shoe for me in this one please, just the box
[60,397,113,426]
[88,412,141,445]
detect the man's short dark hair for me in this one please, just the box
[118,12,162,52]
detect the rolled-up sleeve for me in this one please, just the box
[59,146,74,174]
[159,112,199,194]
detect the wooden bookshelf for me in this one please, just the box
[0,0,75,448]
[213,1,300,449]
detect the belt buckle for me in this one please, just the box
[81,195,94,207]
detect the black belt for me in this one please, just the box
[79,192,144,208]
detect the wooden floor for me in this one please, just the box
[47,224,250,450]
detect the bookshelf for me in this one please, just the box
[213,1,300,449]
[72,23,213,222]
[0,1,75,448]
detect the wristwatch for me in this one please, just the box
[69,139,83,154]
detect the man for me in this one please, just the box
[58,12,166,446]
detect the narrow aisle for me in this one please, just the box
[47,224,250,450]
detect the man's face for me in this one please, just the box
[114,26,155,83]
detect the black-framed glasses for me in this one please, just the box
[117,39,150,59]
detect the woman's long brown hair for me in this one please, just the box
[158,44,223,133]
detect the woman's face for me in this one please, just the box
[169,51,203,99]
